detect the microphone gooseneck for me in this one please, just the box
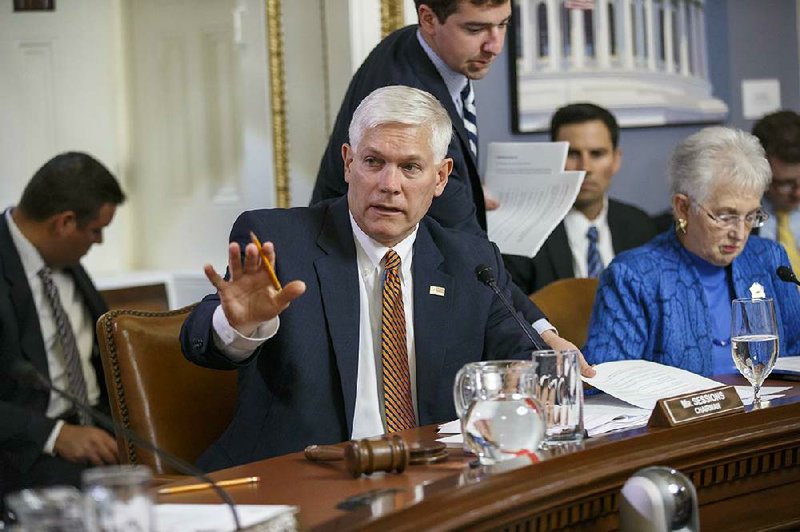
[474,264,547,351]
[777,265,800,286]
[11,359,243,531]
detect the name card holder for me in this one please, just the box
[648,385,744,428]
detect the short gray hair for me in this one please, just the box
[669,126,771,206]
[348,85,453,162]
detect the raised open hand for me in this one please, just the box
[204,240,306,336]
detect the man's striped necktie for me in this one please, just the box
[461,81,478,159]
[380,249,415,433]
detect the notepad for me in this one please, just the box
[156,504,298,532]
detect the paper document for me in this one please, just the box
[484,142,585,257]
[583,394,651,436]
[156,504,298,532]
[734,385,791,405]
[583,360,724,410]
[773,355,800,378]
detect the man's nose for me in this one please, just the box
[482,27,504,55]
[379,166,402,192]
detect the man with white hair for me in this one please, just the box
[182,86,535,471]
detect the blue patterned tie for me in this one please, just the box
[587,226,603,278]
[461,81,478,159]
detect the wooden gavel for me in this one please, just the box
[305,435,410,477]
[305,436,448,477]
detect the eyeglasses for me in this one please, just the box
[693,201,769,229]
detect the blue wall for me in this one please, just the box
[476,0,800,215]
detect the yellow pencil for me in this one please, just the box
[158,476,260,495]
[249,231,282,290]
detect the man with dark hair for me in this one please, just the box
[0,152,125,498]
[752,110,800,274]
[311,0,587,356]
[504,103,656,294]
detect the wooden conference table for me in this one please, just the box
[159,377,800,531]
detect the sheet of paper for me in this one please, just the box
[484,142,584,257]
[773,355,800,377]
[734,385,791,405]
[583,394,650,436]
[583,360,724,410]
[438,419,460,434]
[156,504,298,532]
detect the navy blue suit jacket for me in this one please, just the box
[0,214,108,485]
[181,198,535,472]
[312,25,484,233]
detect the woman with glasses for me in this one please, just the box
[585,127,800,376]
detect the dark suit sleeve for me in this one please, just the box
[0,401,56,468]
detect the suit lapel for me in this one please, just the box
[410,221,453,424]
[0,215,49,378]
[314,199,361,434]
[546,223,575,279]
[607,200,627,253]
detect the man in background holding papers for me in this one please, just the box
[503,103,656,294]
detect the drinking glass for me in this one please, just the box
[731,297,779,406]
[83,465,154,532]
[531,349,585,444]
[453,360,545,465]
[5,486,85,531]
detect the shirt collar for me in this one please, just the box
[416,28,468,114]
[348,211,417,272]
[564,196,609,232]
[5,207,46,282]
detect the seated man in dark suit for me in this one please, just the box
[181,86,544,472]
[504,103,657,294]
[0,152,125,498]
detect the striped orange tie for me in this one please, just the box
[381,250,415,432]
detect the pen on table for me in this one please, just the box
[249,231,283,290]
[158,476,260,495]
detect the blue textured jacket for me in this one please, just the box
[585,230,800,376]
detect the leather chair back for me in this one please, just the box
[530,278,599,348]
[96,306,237,474]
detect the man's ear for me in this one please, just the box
[49,211,77,236]
[342,143,353,184]
[417,4,439,34]
[433,158,453,197]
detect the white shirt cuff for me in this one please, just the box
[211,305,280,361]
[532,318,557,336]
[44,420,65,455]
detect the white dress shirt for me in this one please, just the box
[6,208,99,453]
[563,198,615,278]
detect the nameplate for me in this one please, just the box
[648,385,744,428]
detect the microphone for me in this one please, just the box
[10,359,243,531]
[475,264,547,351]
[777,265,800,286]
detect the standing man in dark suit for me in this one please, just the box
[0,152,125,497]
[182,86,546,471]
[311,0,587,357]
[504,103,657,294]
[313,0,509,234]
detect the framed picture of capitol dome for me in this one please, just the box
[509,0,727,132]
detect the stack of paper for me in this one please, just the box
[156,504,298,532]
[583,394,650,437]
[484,142,585,257]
